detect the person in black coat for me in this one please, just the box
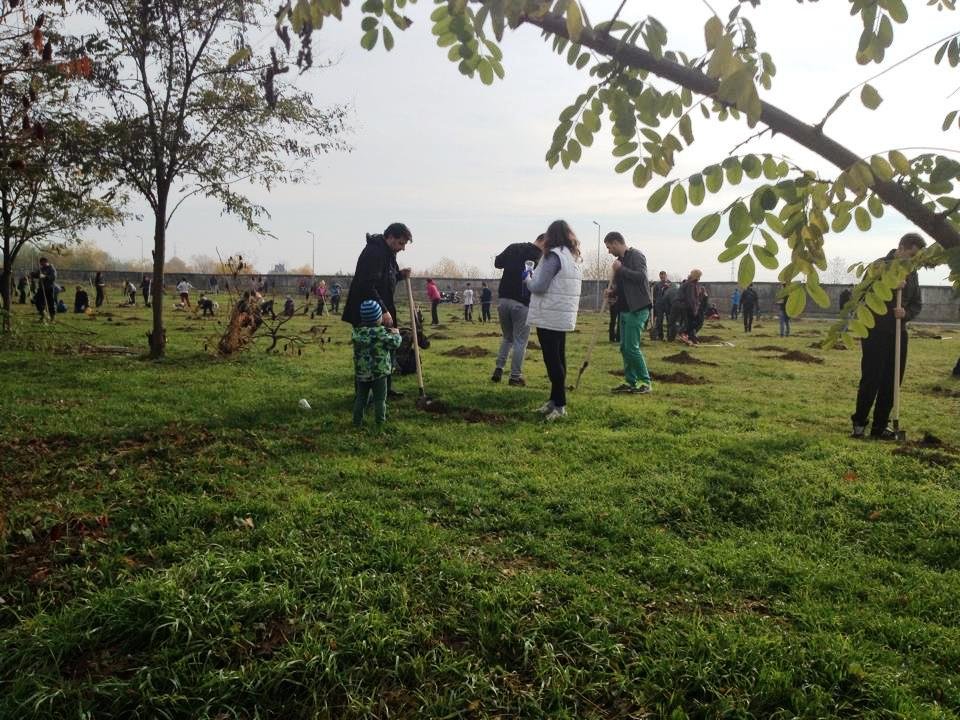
[740,284,758,333]
[341,223,412,396]
[851,233,925,440]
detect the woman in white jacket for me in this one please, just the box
[525,219,583,421]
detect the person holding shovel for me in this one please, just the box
[604,232,653,394]
[851,232,925,440]
[526,219,584,421]
[341,222,412,399]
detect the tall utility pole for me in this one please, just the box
[307,230,316,276]
[592,220,601,309]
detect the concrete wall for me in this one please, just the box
[55,270,960,323]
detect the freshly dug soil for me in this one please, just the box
[422,402,506,425]
[527,342,541,350]
[752,345,789,352]
[442,345,490,358]
[707,323,727,329]
[810,341,848,351]
[929,384,960,399]
[913,329,943,339]
[650,371,709,385]
[779,350,824,364]
[473,332,502,338]
[893,433,958,467]
[663,351,718,366]
[695,335,724,343]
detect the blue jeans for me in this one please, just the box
[495,298,531,380]
[779,308,791,337]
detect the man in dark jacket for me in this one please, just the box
[490,234,545,386]
[73,286,89,313]
[851,233,925,440]
[650,271,671,340]
[342,223,412,396]
[31,257,57,320]
[740,283,758,333]
[605,232,653,394]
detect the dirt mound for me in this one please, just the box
[422,402,506,424]
[809,341,848,351]
[929,384,960,399]
[752,345,789,352]
[695,335,724,343]
[893,432,958,467]
[663,351,718,366]
[707,323,728,329]
[473,332,501,338]
[650,371,709,385]
[527,342,540,350]
[913,329,943,339]
[442,345,490,358]
[430,333,451,340]
[779,350,824,364]
[432,324,448,330]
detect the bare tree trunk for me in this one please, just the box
[148,200,167,358]
[0,264,11,334]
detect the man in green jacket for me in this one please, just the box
[605,232,653,394]
[851,233,925,439]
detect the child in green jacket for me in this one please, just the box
[353,299,402,427]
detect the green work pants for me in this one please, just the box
[354,376,389,426]
[620,308,652,388]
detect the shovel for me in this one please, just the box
[405,277,439,410]
[569,273,615,391]
[891,288,907,442]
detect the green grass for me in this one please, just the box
[1,299,959,719]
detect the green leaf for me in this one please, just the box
[729,202,751,235]
[360,29,379,50]
[478,59,494,85]
[881,0,908,23]
[762,155,778,179]
[361,16,378,31]
[943,110,958,132]
[856,304,876,329]
[854,206,872,231]
[615,156,639,173]
[688,175,706,206]
[807,280,830,308]
[705,165,723,193]
[724,158,743,185]
[612,142,637,158]
[848,318,869,339]
[753,245,779,270]
[566,1,584,42]
[742,154,761,178]
[704,16,723,49]
[860,83,882,110]
[737,254,756,287]
[868,193,884,218]
[865,289,887,315]
[831,211,852,232]
[574,123,592,147]
[647,183,671,212]
[887,150,910,175]
[632,162,652,188]
[670,184,688,214]
[718,243,748,263]
[869,155,894,181]
[691,213,721,241]
[382,26,395,51]
[785,286,807,317]
[227,47,252,66]
[566,138,582,162]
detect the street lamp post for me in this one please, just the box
[307,230,316,277]
[592,220,601,309]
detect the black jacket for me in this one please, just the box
[740,287,758,310]
[495,242,542,306]
[870,249,922,335]
[341,234,402,326]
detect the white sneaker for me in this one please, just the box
[535,400,555,414]
[544,406,567,421]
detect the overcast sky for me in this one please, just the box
[90,1,959,284]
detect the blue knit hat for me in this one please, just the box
[359,299,383,326]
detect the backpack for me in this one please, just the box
[393,325,430,375]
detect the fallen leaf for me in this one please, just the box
[868,510,882,521]
[843,471,858,483]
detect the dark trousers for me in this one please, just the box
[18,288,26,304]
[853,329,907,431]
[330,296,340,313]
[537,327,567,408]
[731,304,739,319]
[684,309,699,340]
[609,305,620,342]
[481,302,491,322]
[431,300,440,325]
[667,305,683,341]
[316,298,325,315]
[742,307,755,332]
[36,287,56,318]
[353,376,389,426]
[652,310,665,340]
[464,304,473,321]
[142,288,151,307]
[95,286,104,307]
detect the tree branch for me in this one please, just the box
[523,11,960,250]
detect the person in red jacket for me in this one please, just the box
[426,278,442,326]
